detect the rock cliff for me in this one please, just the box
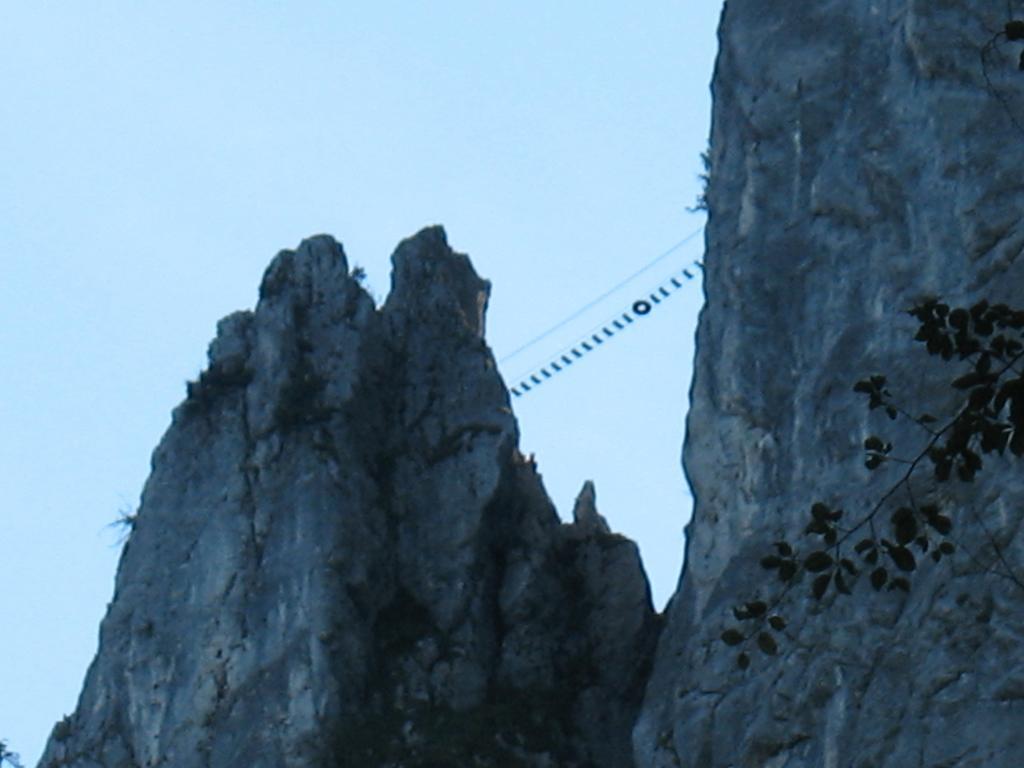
[42,2,1024,766]
[635,1,1024,767]
[39,228,659,768]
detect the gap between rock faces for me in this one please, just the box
[38,224,663,768]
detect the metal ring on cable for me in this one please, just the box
[507,258,703,397]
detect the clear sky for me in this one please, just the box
[0,3,722,764]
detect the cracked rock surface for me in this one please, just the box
[40,227,659,768]
[635,2,1024,767]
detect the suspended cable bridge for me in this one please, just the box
[501,225,705,398]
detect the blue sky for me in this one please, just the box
[0,3,722,763]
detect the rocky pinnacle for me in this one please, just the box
[39,228,658,768]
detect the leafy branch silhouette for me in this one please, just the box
[0,740,23,768]
[722,299,1024,669]
[981,18,1024,139]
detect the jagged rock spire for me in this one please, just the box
[40,227,658,768]
[569,481,611,537]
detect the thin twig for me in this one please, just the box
[981,32,1024,141]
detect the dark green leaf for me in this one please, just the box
[952,372,984,390]
[757,632,778,656]
[804,551,834,572]
[964,449,983,473]
[811,503,831,522]
[864,436,884,451]
[956,461,977,482]
[888,545,917,572]
[981,423,1010,454]
[812,572,832,600]
[805,519,829,536]
[891,507,918,545]
[995,378,1024,413]
[737,652,750,670]
[840,558,859,575]
[779,561,798,582]
[854,538,875,555]
[866,549,879,565]
[768,615,786,631]
[760,555,782,570]
[865,455,884,470]
[968,385,994,410]
[886,405,898,420]
[721,629,744,646]
[871,567,888,591]
[993,335,1008,357]
[775,541,793,557]
[939,541,955,555]
[941,335,955,359]
[835,571,852,595]
[745,601,767,617]
[926,513,952,536]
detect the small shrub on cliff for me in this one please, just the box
[687,148,711,213]
[105,503,138,546]
[0,740,23,768]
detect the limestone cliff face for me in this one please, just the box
[43,4,1024,765]
[40,228,658,768]
[636,2,1024,767]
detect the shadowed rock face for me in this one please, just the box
[47,4,1024,764]
[635,2,1024,767]
[40,227,659,768]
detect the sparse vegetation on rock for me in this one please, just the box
[724,299,1024,665]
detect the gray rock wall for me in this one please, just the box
[41,3,1024,765]
[40,228,658,768]
[636,2,1024,766]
